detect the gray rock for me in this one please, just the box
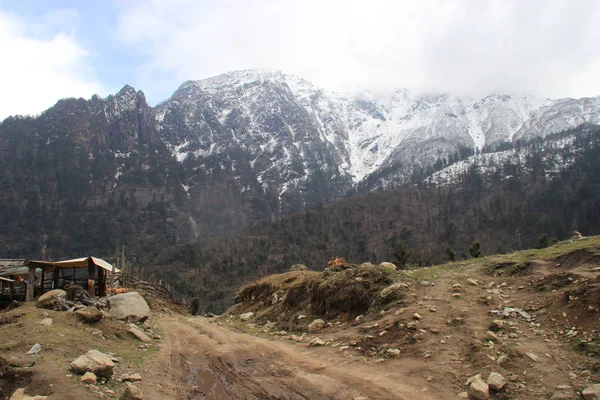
[39,318,53,326]
[308,319,325,333]
[80,372,97,384]
[107,292,150,322]
[120,373,142,382]
[76,306,103,323]
[380,282,409,301]
[468,375,489,399]
[239,312,254,321]
[128,327,152,343]
[71,350,115,378]
[26,343,42,355]
[120,382,143,400]
[487,372,506,391]
[583,384,600,400]
[36,289,66,309]
[378,262,397,270]
[290,264,308,271]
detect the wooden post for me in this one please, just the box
[121,245,126,288]
[87,258,96,297]
[25,266,36,302]
[40,269,46,295]
[97,266,106,297]
[110,261,115,293]
[9,280,14,301]
[52,267,60,289]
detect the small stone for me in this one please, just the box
[457,391,468,398]
[128,327,152,343]
[354,397,369,400]
[308,319,325,333]
[26,343,42,355]
[489,320,504,331]
[120,373,142,382]
[39,318,53,326]
[453,293,462,298]
[80,372,97,384]
[120,382,143,400]
[467,278,480,286]
[485,331,500,342]
[525,352,540,362]
[487,372,506,391]
[387,348,401,357]
[239,312,254,321]
[76,307,103,323]
[581,370,592,377]
[374,358,385,363]
[308,338,326,347]
[413,313,423,320]
[468,375,489,399]
[582,384,600,400]
[497,354,508,365]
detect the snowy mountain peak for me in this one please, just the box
[156,71,600,191]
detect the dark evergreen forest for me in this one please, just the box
[142,126,600,313]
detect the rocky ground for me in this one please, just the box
[1,237,599,399]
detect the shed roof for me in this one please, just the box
[0,257,118,276]
[0,259,27,274]
[28,256,119,273]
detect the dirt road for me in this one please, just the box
[140,317,454,400]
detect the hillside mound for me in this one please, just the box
[223,237,600,399]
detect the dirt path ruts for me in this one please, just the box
[140,317,454,400]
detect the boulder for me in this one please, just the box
[487,372,506,391]
[380,282,409,301]
[308,319,325,333]
[76,306,103,323]
[71,350,115,378]
[120,382,143,400]
[290,264,308,271]
[583,384,600,400]
[107,292,150,322]
[9,389,47,400]
[468,375,489,400]
[378,262,397,270]
[80,372,97,384]
[239,312,254,321]
[36,289,66,309]
[360,262,375,268]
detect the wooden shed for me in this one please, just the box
[0,256,119,303]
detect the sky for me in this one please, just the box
[1,0,600,120]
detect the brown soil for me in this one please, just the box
[2,238,599,399]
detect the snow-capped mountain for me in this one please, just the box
[154,69,600,194]
[1,68,599,257]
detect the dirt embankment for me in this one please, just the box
[2,238,600,400]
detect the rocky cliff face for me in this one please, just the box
[1,69,599,259]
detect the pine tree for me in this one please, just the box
[393,240,411,268]
[469,241,483,258]
[536,234,550,249]
[444,244,456,261]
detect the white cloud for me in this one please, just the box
[116,0,600,101]
[0,10,102,121]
